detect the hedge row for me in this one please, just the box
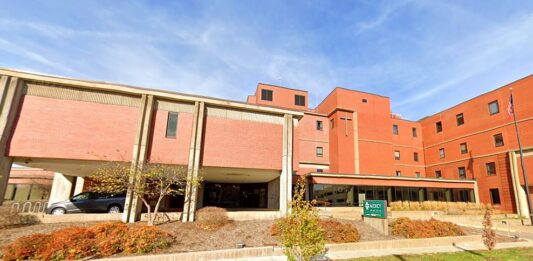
[390,217,465,238]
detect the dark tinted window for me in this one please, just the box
[316,121,323,130]
[436,121,443,133]
[490,189,501,204]
[486,162,497,176]
[393,125,399,135]
[456,113,464,126]
[261,89,273,101]
[488,100,499,115]
[494,133,504,147]
[412,127,417,137]
[166,112,178,138]
[435,170,442,178]
[458,167,466,179]
[414,152,419,162]
[295,95,305,106]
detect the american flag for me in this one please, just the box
[507,93,514,117]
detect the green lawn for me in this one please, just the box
[345,247,533,261]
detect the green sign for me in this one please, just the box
[363,200,387,219]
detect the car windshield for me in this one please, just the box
[71,192,93,201]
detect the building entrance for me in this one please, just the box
[203,183,267,209]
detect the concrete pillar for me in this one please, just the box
[0,76,23,205]
[73,177,85,195]
[353,111,360,173]
[445,189,452,202]
[418,188,425,202]
[280,114,294,216]
[122,95,154,223]
[182,101,205,222]
[387,187,392,205]
[48,173,75,205]
[510,151,529,217]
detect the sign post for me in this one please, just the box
[362,200,388,235]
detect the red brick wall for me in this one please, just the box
[147,110,193,165]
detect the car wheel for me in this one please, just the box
[51,207,66,215]
[108,205,122,213]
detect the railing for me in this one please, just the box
[9,201,48,214]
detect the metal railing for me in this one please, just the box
[9,201,48,214]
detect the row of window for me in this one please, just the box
[438,133,504,158]
[394,150,419,162]
[434,162,497,179]
[392,125,418,137]
[260,89,306,106]
[394,171,421,177]
[434,100,500,133]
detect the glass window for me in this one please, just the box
[439,148,445,159]
[415,172,421,178]
[316,120,323,130]
[486,162,497,176]
[395,171,401,177]
[261,89,273,101]
[436,121,443,133]
[330,119,335,129]
[71,192,94,201]
[436,170,442,178]
[393,125,399,135]
[311,184,353,207]
[295,95,305,106]
[414,152,419,162]
[362,99,368,103]
[458,167,466,179]
[165,112,179,138]
[456,113,464,126]
[316,147,323,157]
[488,100,499,115]
[412,127,417,137]
[394,150,400,160]
[460,143,468,154]
[490,189,501,204]
[494,133,504,147]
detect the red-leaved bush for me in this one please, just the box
[1,222,174,261]
[390,217,465,238]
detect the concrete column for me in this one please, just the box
[353,111,360,173]
[509,151,529,217]
[387,187,392,205]
[182,101,205,222]
[48,173,75,205]
[418,188,425,202]
[122,95,154,223]
[0,76,23,205]
[280,114,294,216]
[73,177,85,195]
[445,189,452,202]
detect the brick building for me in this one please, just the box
[0,68,531,222]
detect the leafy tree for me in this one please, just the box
[89,162,200,225]
[277,178,326,261]
[482,207,496,251]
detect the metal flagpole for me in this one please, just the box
[510,88,533,225]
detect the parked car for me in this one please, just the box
[46,192,126,215]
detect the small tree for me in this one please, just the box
[277,178,326,261]
[89,162,200,226]
[482,207,496,251]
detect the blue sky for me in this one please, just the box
[1,0,532,120]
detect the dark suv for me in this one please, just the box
[46,192,126,215]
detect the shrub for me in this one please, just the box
[1,223,174,260]
[123,225,175,253]
[482,207,496,251]
[195,207,229,230]
[319,219,360,243]
[0,212,40,228]
[2,234,52,261]
[391,201,487,214]
[390,217,465,238]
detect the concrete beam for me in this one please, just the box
[122,95,155,223]
[0,76,24,205]
[182,101,205,222]
[48,173,75,205]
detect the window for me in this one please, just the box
[330,119,335,128]
[490,188,501,204]
[316,121,323,130]
[395,171,401,177]
[458,167,466,179]
[439,148,445,159]
[436,121,443,133]
[316,147,323,157]
[295,95,306,106]
[456,113,464,126]
[394,150,401,160]
[165,112,179,138]
[414,152,419,162]
[316,169,323,173]
[261,89,273,101]
[412,127,417,138]
[415,172,421,178]
[488,100,499,115]
[460,142,468,154]
[435,170,442,178]
[393,125,399,135]
[494,133,504,147]
[362,98,368,103]
[486,162,497,176]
